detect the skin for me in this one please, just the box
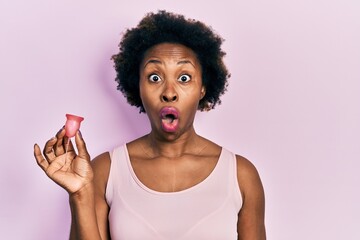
[34,43,266,240]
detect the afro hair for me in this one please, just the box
[112,10,230,113]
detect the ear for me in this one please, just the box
[200,86,206,99]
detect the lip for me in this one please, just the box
[159,107,179,119]
[159,107,179,133]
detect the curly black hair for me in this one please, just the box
[112,10,230,113]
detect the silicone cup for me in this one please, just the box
[65,114,84,138]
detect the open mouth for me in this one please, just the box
[163,113,176,123]
[160,107,179,132]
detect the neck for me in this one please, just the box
[144,127,205,158]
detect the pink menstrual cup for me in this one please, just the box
[65,114,84,138]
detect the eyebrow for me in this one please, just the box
[177,60,196,68]
[143,59,161,68]
[143,59,196,68]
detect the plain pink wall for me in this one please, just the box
[1,0,359,239]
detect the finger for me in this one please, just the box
[34,144,49,171]
[43,137,57,161]
[54,127,66,156]
[75,131,90,161]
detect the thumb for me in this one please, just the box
[75,131,90,161]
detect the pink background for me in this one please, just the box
[1,0,359,239]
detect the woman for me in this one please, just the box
[34,11,266,239]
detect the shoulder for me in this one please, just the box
[91,152,111,176]
[91,152,111,195]
[235,154,260,179]
[235,154,265,201]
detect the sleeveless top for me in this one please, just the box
[105,144,242,240]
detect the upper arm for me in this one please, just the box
[236,155,266,240]
[91,152,111,240]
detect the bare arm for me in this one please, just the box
[236,155,266,240]
[68,153,111,240]
[70,153,111,240]
[69,183,102,240]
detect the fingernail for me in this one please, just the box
[57,126,64,135]
[78,130,83,139]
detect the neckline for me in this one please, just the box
[124,144,224,195]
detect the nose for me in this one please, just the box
[161,83,178,102]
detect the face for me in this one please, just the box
[139,43,206,139]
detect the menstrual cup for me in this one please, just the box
[65,114,84,138]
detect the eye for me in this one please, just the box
[178,74,191,83]
[148,74,161,82]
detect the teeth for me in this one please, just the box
[164,116,173,123]
[163,114,175,121]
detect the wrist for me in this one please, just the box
[69,182,95,204]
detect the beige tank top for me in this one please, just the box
[105,144,242,239]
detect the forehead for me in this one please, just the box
[141,43,199,64]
